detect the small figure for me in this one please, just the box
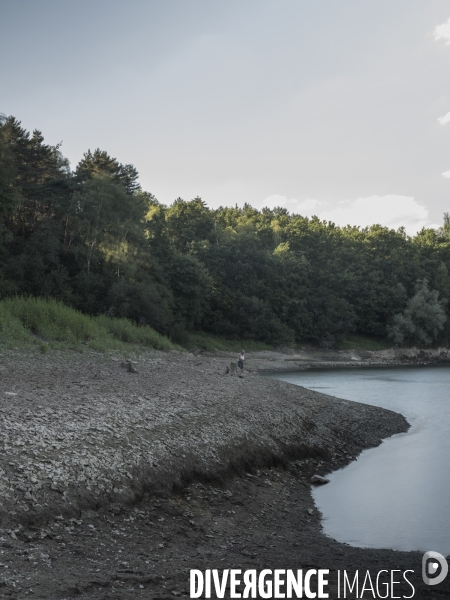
[237,349,245,372]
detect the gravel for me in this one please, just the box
[0,348,435,599]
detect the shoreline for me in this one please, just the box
[257,359,449,372]
[214,345,450,374]
[0,348,446,597]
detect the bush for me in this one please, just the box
[387,280,447,346]
[336,335,392,351]
[186,331,274,352]
[106,280,174,335]
[169,323,190,346]
[0,303,32,345]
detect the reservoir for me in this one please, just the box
[269,365,450,555]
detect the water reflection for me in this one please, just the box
[269,366,450,554]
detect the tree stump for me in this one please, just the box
[127,361,138,374]
[121,360,138,373]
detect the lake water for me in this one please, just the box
[269,366,450,555]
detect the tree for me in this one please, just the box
[387,279,446,346]
[70,174,146,277]
[0,115,20,245]
[0,117,71,238]
[0,115,19,221]
[438,212,450,239]
[165,197,215,253]
[75,149,140,195]
[167,253,213,331]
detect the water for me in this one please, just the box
[269,365,450,554]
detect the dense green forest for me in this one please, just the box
[1,115,449,348]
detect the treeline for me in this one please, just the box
[1,115,450,347]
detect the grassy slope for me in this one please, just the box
[0,297,175,353]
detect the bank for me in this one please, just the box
[0,348,446,598]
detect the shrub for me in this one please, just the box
[387,280,447,346]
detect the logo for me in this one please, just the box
[422,551,448,585]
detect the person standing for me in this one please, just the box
[238,350,245,372]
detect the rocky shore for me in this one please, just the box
[233,346,450,373]
[0,348,447,598]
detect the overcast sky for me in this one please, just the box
[2,0,450,233]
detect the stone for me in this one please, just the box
[310,475,330,485]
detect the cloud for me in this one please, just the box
[437,111,450,125]
[262,195,322,216]
[442,170,450,178]
[317,195,436,235]
[435,18,450,45]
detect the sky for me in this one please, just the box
[2,0,450,234]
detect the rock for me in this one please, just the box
[120,360,138,373]
[229,362,237,375]
[307,509,314,515]
[310,475,330,485]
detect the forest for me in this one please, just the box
[1,115,450,348]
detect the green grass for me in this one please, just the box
[0,297,175,353]
[335,334,392,351]
[186,331,274,352]
[0,298,397,356]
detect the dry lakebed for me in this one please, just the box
[0,348,447,599]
